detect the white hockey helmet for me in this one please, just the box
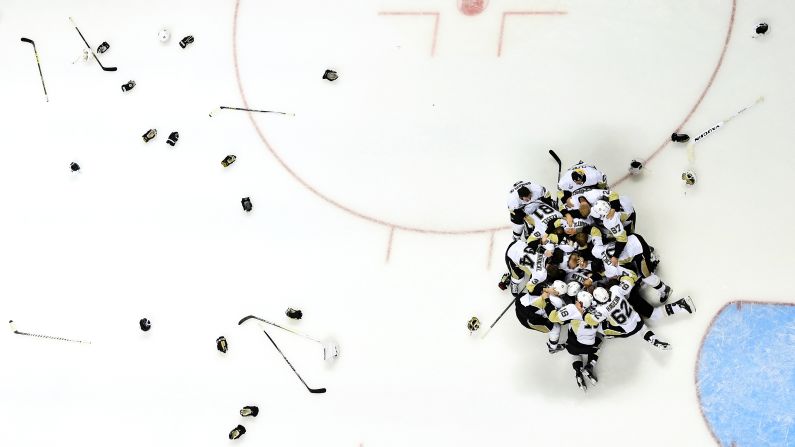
[566,281,581,297]
[593,287,610,304]
[551,280,568,296]
[577,290,593,308]
[592,200,611,218]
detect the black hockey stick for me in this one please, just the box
[210,106,294,117]
[548,150,562,207]
[9,320,91,344]
[479,297,517,340]
[68,17,117,72]
[20,38,48,102]
[261,329,326,393]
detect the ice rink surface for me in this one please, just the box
[1,0,794,445]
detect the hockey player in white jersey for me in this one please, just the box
[592,233,672,302]
[587,285,676,350]
[524,203,564,249]
[547,290,602,391]
[557,161,608,205]
[514,280,568,353]
[588,199,632,265]
[504,240,552,297]
[507,181,553,241]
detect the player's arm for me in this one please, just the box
[607,190,621,211]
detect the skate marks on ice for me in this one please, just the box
[696,301,795,447]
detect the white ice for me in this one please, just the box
[1,0,794,446]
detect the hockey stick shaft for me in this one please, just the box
[261,329,326,393]
[9,320,90,344]
[68,17,117,71]
[693,96,763,143]
[686,96,763,164]
[210,106,294,117]
[548,150,562,207]
[238,315,322,344]
[480,297,517,339]
[21,38,48,101]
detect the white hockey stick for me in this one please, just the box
[687,96,764,163]
[238,315,339,361]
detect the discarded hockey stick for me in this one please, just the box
[480,297,517,340]
[20,38,48,102]
[9,320,91,344]
[686,96,764,163]
[548,149,562,207]
[68,17,117,72]
[238,315,339,361]
[209,106,294,117]
[261,329,326,394]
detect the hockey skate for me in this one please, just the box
[575,369,588,392]
[644,332,671,351]
[659,284,673,304]
[673,296,695,314]
[582,363,598,385]
[547,340,566,354]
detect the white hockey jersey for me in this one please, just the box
[549,304,598,345]
[558,162,607,193]
[586,285,642,333]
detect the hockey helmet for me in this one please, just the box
[551,280,568,296]
[566,281,581,297]
[577,291,593,308]
[593,287,610,304]
[571,169,587,184]
[592,200,611,218]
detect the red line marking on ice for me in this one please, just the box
[611,0,736,187]
[497,11,567,57]
[487,231,495,269]
[694,297,794,446]
[232,0,735,239]
[386,227,395,262]
[378,11,440,56]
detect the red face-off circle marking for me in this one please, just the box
[232,0,736,236]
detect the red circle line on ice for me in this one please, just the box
[232,0,736,236]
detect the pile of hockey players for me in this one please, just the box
[501,161,695,392]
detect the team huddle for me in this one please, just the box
[500,160,695,391]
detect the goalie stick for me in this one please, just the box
[68,17,117,72]
[9,320,91,344]
[238,315,339,361]
[209,106,294,117]
[686,96,764,164]
[261,329,326,394]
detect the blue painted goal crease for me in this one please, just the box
[696,301,795,447]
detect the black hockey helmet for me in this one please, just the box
[571,169,586,183]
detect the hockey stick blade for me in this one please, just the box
[21,37,34,44]
[68,17,117,72]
